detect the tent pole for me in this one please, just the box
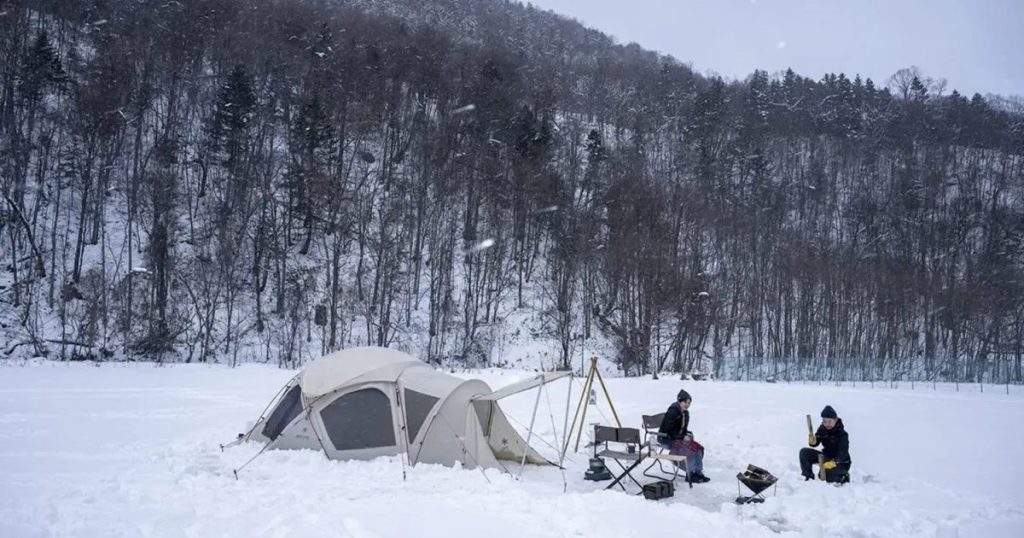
[519,379,545,476]
[236,376,295,443]
[434,412,495,483]
[231,440,273,479]
[395,382,411,481]
[235,399,319,479]
[303,400,332,458]
[566,364,595,453]
[539,382,568,492]
[591,358,622,427]
[575,363,600,451]
[559,375,573,465]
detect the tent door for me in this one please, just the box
[310,382,403,460]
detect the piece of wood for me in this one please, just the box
[566,356,623,454]
[569,365,593,453]
[807,414,825,480]
[592,358,622,427]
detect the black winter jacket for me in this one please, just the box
[657,401,690,441]
[811,418,851,463]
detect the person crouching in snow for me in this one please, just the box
[801,405,851,483]
[657,389,710,483]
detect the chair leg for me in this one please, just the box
[641,459,661,480]
[605,458,645,491]
[641,452,675,480]
[605,459,629,491]
[642,456,691,488]
[644,446,681,480]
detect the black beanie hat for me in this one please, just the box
[677,389,692,402]
[820,405,838,419]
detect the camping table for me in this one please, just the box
[645,451,691,488]
[598,448,692,492]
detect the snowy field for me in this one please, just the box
[2,362,1023,537]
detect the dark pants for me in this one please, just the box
[799,447,850,483]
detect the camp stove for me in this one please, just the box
[583,457,612,481]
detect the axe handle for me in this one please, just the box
[807,414,825,480]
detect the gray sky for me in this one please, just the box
[525,0,1023,97]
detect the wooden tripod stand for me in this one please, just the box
[563,357,622,457]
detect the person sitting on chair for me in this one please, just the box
[800,405,851,483]
[657,389,710,483]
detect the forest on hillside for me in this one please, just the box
[1,0,1023,383]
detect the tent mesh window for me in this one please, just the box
[320,388,396,450]
[403,389,440,443]
[261,384,303,441]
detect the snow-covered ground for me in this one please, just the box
[2,362,1023,537]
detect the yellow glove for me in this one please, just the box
[822,460,837,470]
[807,434,817,446]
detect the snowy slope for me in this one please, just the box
[1,363,1022,537]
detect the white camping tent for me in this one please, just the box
[242,347,569,470]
